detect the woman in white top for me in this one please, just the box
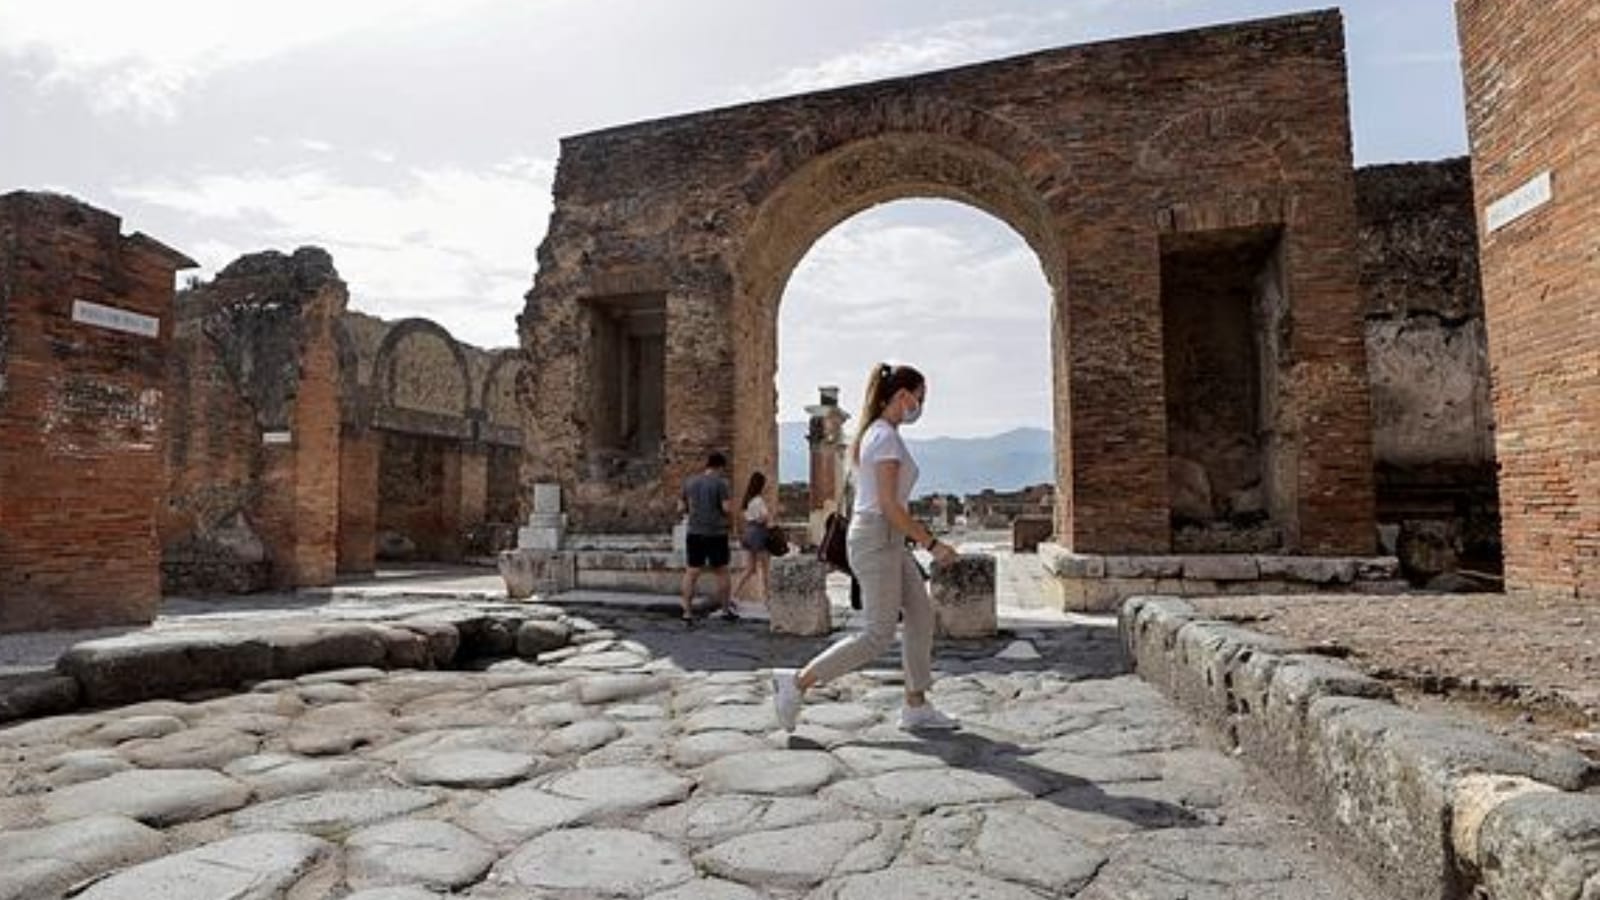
[733,470,772,610]
[772,363,959,732]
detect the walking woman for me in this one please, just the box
[733,471,772,608]
[772,363,959,732]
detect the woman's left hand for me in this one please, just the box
[931,541,959,566]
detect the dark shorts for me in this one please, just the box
[686,533,731,569]
[741,522,770,553]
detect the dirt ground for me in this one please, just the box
[1188,593,1600,761]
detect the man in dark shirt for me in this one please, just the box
[679,452,735,624]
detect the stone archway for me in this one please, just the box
[522,10,1377,555]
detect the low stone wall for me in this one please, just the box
[1120,596,1600,900]
[1041,543,1404,612]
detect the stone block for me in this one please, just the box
[1256,556,1358,584]
[1011,517,1053,553]
[1038,543,1103,578]
[1357,556,1402,581]
[930,555,997,639]
[58,632,275,707]
[1473,789,1600,900]
[267,625,389,677]
[1104,555,1184,579]
[1180,555,1260,581]
[499,549,576,599]
[768,557,830,637]
[0,673,81,724]
[533,483,562,516]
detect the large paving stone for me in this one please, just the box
[58,632,274,706]
[909,807,1107,894]
[683,703,778,734]
[90,714,186,744]
[0,815,164,900]
[43,768,250,826]
[802,702,882,731]
[0,673,80,725]
[810,864,1047,899]
[120,725,260,769]
[700,749,840,796]
[576,673,670,704]
[822,769,1035,815]
[398,749,538,788]
[41,748,132,786]
[670,731,770,767]
[224,754,379,800]
[74,831,329,900]
[232,788,438,837]
[696,820,900,888]
[641,795,836,848]
[346,819,497,891]
[540,718,623,755]
[0,714,103,748]
[343,888,441,900]
[286,702,396,755]
[644,878,765,900]
[831,744,953,776]
[465,765,692,843]
[499,827,694,896]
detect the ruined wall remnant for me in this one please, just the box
[524,11,1376,555]
[0,191,194,632]
[1355,159,1500,580]
[162,248,346,593]
[1457,0,1599,600]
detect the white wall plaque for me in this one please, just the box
[72,300,160,338]
[1486,170,1553,233]
[262,431,293,445]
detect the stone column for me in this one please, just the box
[805,386,851,543]
[336,426,380,574]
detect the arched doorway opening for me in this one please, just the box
[774,198,1056,541]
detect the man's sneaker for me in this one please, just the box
[898,703,958,731]
[772,669,802,733]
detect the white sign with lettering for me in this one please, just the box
[1486,170,1553,233]
[72,300,160,338]
[262,431,293,445]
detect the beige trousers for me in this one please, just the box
[805,512,934,692]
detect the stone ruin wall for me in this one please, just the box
[161,251,526,596]
[1355,159,1500,580]
[0,192,194,632]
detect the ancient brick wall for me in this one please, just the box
[162,248,346,592]
[1355,159,1500,577]
[524,11,1375,555]
[1457,0,1599,599]
[0,191,193,631]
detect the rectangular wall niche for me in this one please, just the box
[586,293,666,479]
[1159,224,1288,552]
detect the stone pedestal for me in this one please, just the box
[768,557,831,636]
[931,554,998,639]
[1012,516,1053,553]
[498,548,577,600]
[517,483,567,551]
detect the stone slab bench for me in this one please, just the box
[1040,543,1406,612]
[1120,595,1600,900]
[930,554,997,639]
[767,556,831,637]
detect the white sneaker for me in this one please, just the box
[898,703,958,731]
[772,669,802,733]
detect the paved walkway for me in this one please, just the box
[1,583,1392,898]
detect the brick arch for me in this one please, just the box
[730,130,1075,511]
[373,318,473,416]
[481,349,525,426]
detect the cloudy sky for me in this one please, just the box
[0,0,1468,438]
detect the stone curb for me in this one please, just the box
[0,605,583,725]
[1119,595,1600,900]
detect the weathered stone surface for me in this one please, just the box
[540,718,623,755]
[670,730,770,767]
[700,749,840,796]
[1104,555,1185,579]
[346,819,497,891]
[696,820,899,888]
[801,702,880,731]
[224,753,378,800]
[120,725,259,769]
[767,556,831,636]
[576,673,668,704]
[515,619,572,657]
[231,788,438,836]
[397,749,538,788]
[822,769,1033,815]
[41,748,133,786]
[683,703,776,734]
[499,828,694,895]
[74,831,329,900]
[1180,555,1260,581]
[644,878,765,900]
[909,807,1108,893]
[1040,544,1104,578]
[0,815,164,900]
[0,674,80,725]
[342,888,442,900]
[465,765,692,843]
[287,701,395,755]
[1474,790,1600,900]
[810,864,1047,900]
[43,768,250,826]
[930,554,998,638]
[297,666,387,685]
[91,714,187,744]
[640,795,835,848]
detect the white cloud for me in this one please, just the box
[116,156,553,348]
[0,0,499,118]
[779,201,1055,438]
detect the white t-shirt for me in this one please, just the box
[853,419,918,515]
[744,496,768,523]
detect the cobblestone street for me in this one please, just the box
[1,583,1392,899]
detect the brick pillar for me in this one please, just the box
[459,444,489,533]
[0,191,195,632]
[439,442,465,562]
[337,427,379,574]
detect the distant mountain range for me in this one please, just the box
[777,423,1053,496]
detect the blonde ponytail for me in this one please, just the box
[849,362,925,465]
